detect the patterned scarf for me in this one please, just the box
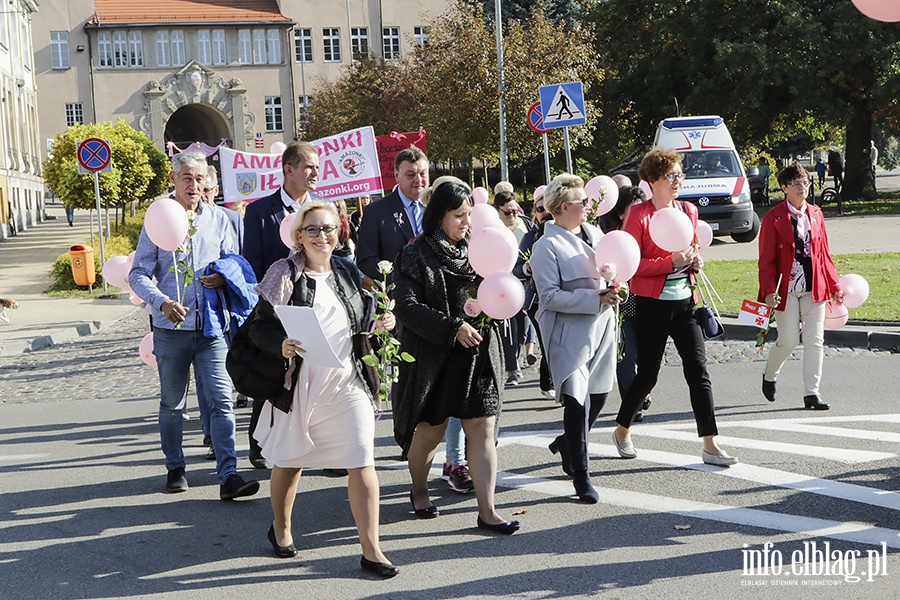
[424,228,474,277]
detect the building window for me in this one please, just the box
[212,29,226,65]
[65,103,84,127]
[383,27,400,60]
[253,29,266,64]
[414,26,429,48]
[323,28,341,62]
[51,32,70,69]
[350,27,368,59]
[267,29,281,64]
[113,31,127,67]
[98,31,112,67]
[197,30,211,65]
[22,20,30,69]
[156,31,169,66]
[171,30,185,66]
[294,27,312,62]
[238,29,251,64]
[265,96,283,132]
[128,31,143,66]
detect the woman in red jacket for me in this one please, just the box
[758,162,842,410]
[613,147,737,467]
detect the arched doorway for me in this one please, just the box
[164,103,233,148]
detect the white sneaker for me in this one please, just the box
[540,389,555,401]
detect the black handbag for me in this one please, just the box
[695,273,724,340]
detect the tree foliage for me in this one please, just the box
[43,120,170,211]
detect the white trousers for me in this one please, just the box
[764,292,826,395]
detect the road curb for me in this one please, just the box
[719,317,900,352]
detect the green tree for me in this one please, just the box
[43,120,169,234]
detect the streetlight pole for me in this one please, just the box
[495,0,509,182]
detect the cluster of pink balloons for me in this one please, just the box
[468,199,525,320]
[145,198,189,252]
[584,175,619,217]
[649,207,694,252]
[824,274,871,330]
[852,0,900,22]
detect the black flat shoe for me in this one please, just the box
[548,436,574,476]
[360,556,399,578]
[762,376,777,402]
[409,491,439,519]
[267,524,298,558]
[803,394,830,410]
[476,516,520,534]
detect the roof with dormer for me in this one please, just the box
[88,0,294,27]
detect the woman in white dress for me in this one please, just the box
[250,200,399,578]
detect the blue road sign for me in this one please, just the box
[539,82,587,129]
[77,138,112,172]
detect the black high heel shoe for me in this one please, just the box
[409,491,439,518]
[548,436,574,476]
[476,516,520,535]
[803,394,829,410]
[572,471,599,504]
[267,524,298,558]
[361,556,400,578]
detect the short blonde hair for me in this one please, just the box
[493,181,514,195]
[544,173,585,216]
[290,200,340,251]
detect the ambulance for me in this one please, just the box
[654,116,759,242]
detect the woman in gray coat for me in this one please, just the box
[531,173,620,503]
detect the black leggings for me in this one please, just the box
[559,392,608,472]
[615,296,718,437]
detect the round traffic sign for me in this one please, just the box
[527,102,551,134]
[77,138,112,172]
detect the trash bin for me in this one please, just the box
[69,244,96,287]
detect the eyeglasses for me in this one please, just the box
[663,173,686,183]
[568,198,591,207]
[534,205,547,213]
[789,181,811,189]
[500,208,518,216]
[300,224,338,238]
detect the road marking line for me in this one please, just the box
[734,421,900,443]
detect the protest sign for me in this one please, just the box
[374,130,427,192]
[738,299,772,329]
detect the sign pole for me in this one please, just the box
[542,133,551,185]
[563,127,573,173]
[93,171,107,293]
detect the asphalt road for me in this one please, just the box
[1,311,898,599]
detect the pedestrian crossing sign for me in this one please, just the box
[539,82,587,129]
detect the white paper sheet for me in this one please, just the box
[273,305,343,369]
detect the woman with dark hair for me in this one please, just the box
[392,180,519,534]
[613,147,736,467]
[759,162,842,410]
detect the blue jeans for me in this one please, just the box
[153,329,237,483]
[444,417,466,466]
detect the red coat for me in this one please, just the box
[621,200,698,301]
[757,201,841,310]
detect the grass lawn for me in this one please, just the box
[703,252,900,322]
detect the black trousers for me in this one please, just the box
[615,296,718,437]
[558,392,608,473]
[248,397,264,455]
[501,312,527,372]
[526,305,553,391]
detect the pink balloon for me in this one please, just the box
[102,255,130,289]
[470,203,502,231]
[469,226,518,277]
[478,272,525,320]
[129,291,144,306]
[533,185,547,201]
[852,0,900,22]
[472,187,490,204]
[593,176,620,217]
[279,212,297,250]
[145,198,189,252]
[270,141,287,155]
[696,220,714,251]
[594,230,641,282]
[139,333,157,367]
[638,180,653,200]
[649,207,694,252]
[824,302,849,330]
[839,273,869,309]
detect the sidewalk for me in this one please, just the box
[0,202,139,355]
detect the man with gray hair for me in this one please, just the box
[129,151,260,500]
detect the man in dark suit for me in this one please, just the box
[241,141,320,468]
[242,141,320,282]
[356,146,429,282]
